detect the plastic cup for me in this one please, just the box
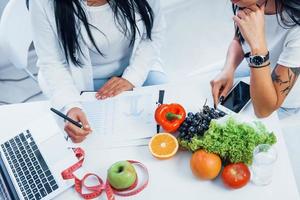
[251,144,277,186]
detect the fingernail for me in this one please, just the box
[219,96,225,103]
[85,125,90,129]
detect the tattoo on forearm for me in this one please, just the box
[271,73,288,85]
[271,67,300,96]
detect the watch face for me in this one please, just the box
[252,56,264,66]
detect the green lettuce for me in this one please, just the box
[179,118,277,165]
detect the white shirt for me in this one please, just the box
[241,14,300,108]
[87,4,132,80]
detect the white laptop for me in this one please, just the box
[0,114,78,200]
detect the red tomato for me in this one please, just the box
[221,163,250,189]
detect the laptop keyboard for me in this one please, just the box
[1,130,59,200]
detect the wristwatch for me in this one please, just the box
[244,52,270,68]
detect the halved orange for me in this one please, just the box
[149,133,179,159]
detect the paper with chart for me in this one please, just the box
[82,91,158,144]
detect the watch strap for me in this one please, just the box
[249,62,270,69]
[245,51,270,68]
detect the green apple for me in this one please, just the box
[107,161,137,190]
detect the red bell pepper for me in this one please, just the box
[155,103,186,133]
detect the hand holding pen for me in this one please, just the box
[51,107,92,143]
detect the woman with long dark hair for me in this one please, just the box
[29,0,166,142]
[211,0,300,118]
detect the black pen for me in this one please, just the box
[50,108,83,128]
[156,90,165,133]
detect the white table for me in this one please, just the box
[0,76,299,200]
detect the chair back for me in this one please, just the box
[0,0,32,69]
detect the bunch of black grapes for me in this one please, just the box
[178,105,226,142]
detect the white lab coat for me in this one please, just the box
[29,0,165,110]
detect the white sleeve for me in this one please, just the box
[278,26,300,68]
[29,0,81,110]
[122,0,166,87]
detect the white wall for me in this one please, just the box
[161,0,233,79]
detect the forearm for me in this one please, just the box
[223,38,245,73]
[250,66,278,118]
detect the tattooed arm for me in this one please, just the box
[250,64,300,118]
[272,67,300,95]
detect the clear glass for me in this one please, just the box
[251,144,277,186]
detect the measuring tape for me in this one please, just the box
[61,148,149,199]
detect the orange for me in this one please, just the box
[190,150,222,180]
[149,133,179,159]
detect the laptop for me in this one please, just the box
[0,114,78,200]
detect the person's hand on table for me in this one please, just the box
[95,77,134,100]
[64,107,92,143]
[210,70,234,108]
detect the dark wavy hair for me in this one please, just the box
[27,0,153,66]
[233,0,300,42]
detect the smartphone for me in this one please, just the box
[218,81,251,114]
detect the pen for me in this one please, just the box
[156,90,165,133]
[50,108,83,128]
[50,108,83,141]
